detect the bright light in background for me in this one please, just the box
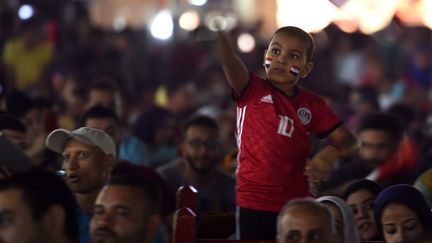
[338,0,398,34]
[333,20,358,33]
[18,4,34,20]
[179,10,200,30]
[150,10,173,40]
[204,12,237,31]
[206,14,228,31]
[188,0,207,6]
[113,16,127,32]
[396,0,425,26]
[423,0,432,29]
[277,0,337,33]
[237,33,255,53]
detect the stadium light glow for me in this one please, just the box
[237,33,255,53]
[18,4,34,20]
[150,10,174,40]
[179,10,200,31]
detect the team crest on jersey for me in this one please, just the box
[297,107,312,125]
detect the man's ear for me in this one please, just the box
[301,62,314,78]
[103,154,115,173]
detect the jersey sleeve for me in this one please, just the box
[232,72,266,106]
[308,94,343,138]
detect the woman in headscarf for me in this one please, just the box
[343,179,382,241]
[374,184,432,243]
[317,196,360,243]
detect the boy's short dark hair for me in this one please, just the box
[0,169,79,242]
[273,26,315,62]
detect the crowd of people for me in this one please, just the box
[0,4,432,243]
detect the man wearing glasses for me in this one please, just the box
[157,115,235,212]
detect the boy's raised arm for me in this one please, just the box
[216,32,250,94]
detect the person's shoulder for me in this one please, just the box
[295,87,330,108]
[245,72,268,89]
[119,135,148,152]
[214,168,236,183]
[250,72,266,81]
[156,158,183,174]
[297,86,325,100]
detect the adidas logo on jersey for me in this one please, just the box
[260,94,273,103]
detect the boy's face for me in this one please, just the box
[264,33,313,93]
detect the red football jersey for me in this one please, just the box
[234,73,342,212]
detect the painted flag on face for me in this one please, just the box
[290,65,300,76]
[264,57,272,68]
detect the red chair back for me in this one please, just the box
[173,207,197,243]
[177,185,198,212]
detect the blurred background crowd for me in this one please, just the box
[0,0,432,241]
[1,0,432,189]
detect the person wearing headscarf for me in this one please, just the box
[317,195,360,243]
[343,179,382,241]
[375,184,432,243]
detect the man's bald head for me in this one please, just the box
[277,198,336,243]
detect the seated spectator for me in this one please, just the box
[2,17,53,95]
[22,97,58,170]
[56,75,88,130]
[82,105,149,165]
[133,106,178,168]
[45,127,116,243]
[323,112,419,195]
[276,198,336,243]
[316,195,360,243]
[0,169,79,243]
[343,179,382,241]
[85,78,125,120]
[90,175,162,243]
[414,167,432,205]
[46,126,172,243]
[157,115,235,212]
[375,184,432,242]
[0,113,26,149]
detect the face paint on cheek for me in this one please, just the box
[264,56,273,68]
[290,65,300,76]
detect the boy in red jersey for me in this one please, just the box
[217,26,359,240]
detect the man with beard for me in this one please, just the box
[45,127,116,243]
[322,112,419,195]
[90,175,161,243]
[157,115,235,212]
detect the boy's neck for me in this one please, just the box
[268,80,299,97]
